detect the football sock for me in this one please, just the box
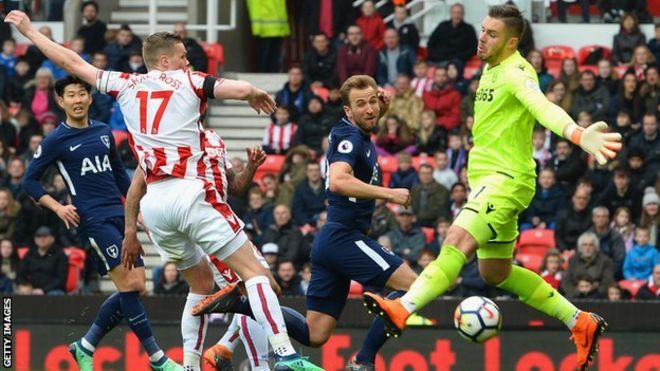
[280,306,311,346]
[497,265,580,329]
[182,292,209,369]
[356,290,406,364]
[217,315,240,351]
[82,292,123,352]
[401,245,466,313]
[119,291,165,363]
[244,276,296,358]
[239,314,271,371]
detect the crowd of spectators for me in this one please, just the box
[0,1,658,302]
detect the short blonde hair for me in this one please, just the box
[142,32,182,69]
[340,75,378,107]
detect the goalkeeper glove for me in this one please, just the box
[566,122,622,165]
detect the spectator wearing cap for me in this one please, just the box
[561,231,615,299]
[386,206,426,261]
[426,3,477,66]
[242,188,274,246]
[383,75,424,132]
[22,68,64,124]
[337,25,378,83]
[422,66,461,130]
[587,206,626,280]
[302,33,338,89]
[103,24,142,71]
[293,97,334,156]
[640,187,659,248]
[387,5,420,52]
[172,22,208,73]
[261,205,306,267]
[76,1,108,54]
[635,263,660,300]
[570,70,610,122]
[411,164,449,227]
[17,226,68,295]
[356,0,386,51]
[261,242,279,272]
[292,162,326,227]
[276,260,304,296]
[522,168,568,230]
[596,166,641,218]
[556,188,593,251]
[376,29,416,87]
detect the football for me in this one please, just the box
[454,296,502,343]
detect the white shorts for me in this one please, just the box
[141,177,246,270]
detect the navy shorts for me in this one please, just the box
[306,222,403,319]
[82,216,144,276]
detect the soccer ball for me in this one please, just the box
[454,296,502,343]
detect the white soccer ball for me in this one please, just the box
[454,296,502,343]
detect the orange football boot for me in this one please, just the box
[362,292,411,337]
[570,312,608,370]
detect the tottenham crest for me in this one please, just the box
[106,244,119,259]
[101,135,110,149]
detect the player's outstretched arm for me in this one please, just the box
[329,161,410,206]
[227,146,267,196]
[213,79,276,115]
[121,167,146,270]
[509,70,622,165]
[4,11,97,85]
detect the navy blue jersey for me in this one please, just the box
[325,118,380,231]
[22,120,131,229]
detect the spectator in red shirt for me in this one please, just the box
[356,0,386,51]
[337,25,377,83]
[422,66,461,130]
[540,249,564,289]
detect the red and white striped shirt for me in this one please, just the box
[96,69,219,184]
[200,129,232,202]
[262,121,297,154]
[411,77,432,97]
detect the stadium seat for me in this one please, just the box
[547,66,560,79]
[422,227,435,243]
[614,65,628,78]
[15,43,28,57]
[198,41,224,76]
[578,65,599,74]
[516,229,555,256]
[561,249,575,270]
[17,246,29,259]
[542,45,576,69]
[516,253,544,273]
[417,46,427,60]
[254,155,285,182]
[378,156,398,186]
[348,281,363,298]
[577,45,611,66]
[311,86,329,102]
[112,129,129,146]
[64,247,86,293]
[466,55,481,68]
[464,66,481,79]
[618,279,646,297]
[412,156,434,170]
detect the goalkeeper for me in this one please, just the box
[363,5,621,371]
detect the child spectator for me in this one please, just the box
[262,106,297,155]
[411,60,431,97]
[300,263,311,294]
[0,38,17,77]
[375,115,415,156]
[415,249,436,273]
[576,111,593,128]
[540,249,564,289]
[153,262,188,296]
[532,127,552,169]
[640,187,659,248]
[523,168,567,230]
[611,206,635,252]
[575,275,601,299]
[426,217,450,256]
[389,152,418,189]
[415,110,446,156]
[635,264,660,300]
[623,226,660,280]
[606,284,629,301]
[432,150,458,191]
[446,130,467,176]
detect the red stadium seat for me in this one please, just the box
[466,55,481,68]
[412,156,434,170]
[577,45,611,66]
[614,65,628,78]
[198,41,224,76]
[422,227,435,243]
[618,279,646,297]
[378,156,398,186]
[15,43,28,57]
[463,66,480,79]
[348,281,363,298]
[547,66,560,79]
[516,253,544,273]
[516,229,555,256]
[254,155,285,182]
[561,249,575,270]
[17,246,29,259]
[578,65,599,74]
[542,45,576,69]
[417,46,427,60]
[311,86,329,102]
[112,129,129,146]
[64,247,86,293]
